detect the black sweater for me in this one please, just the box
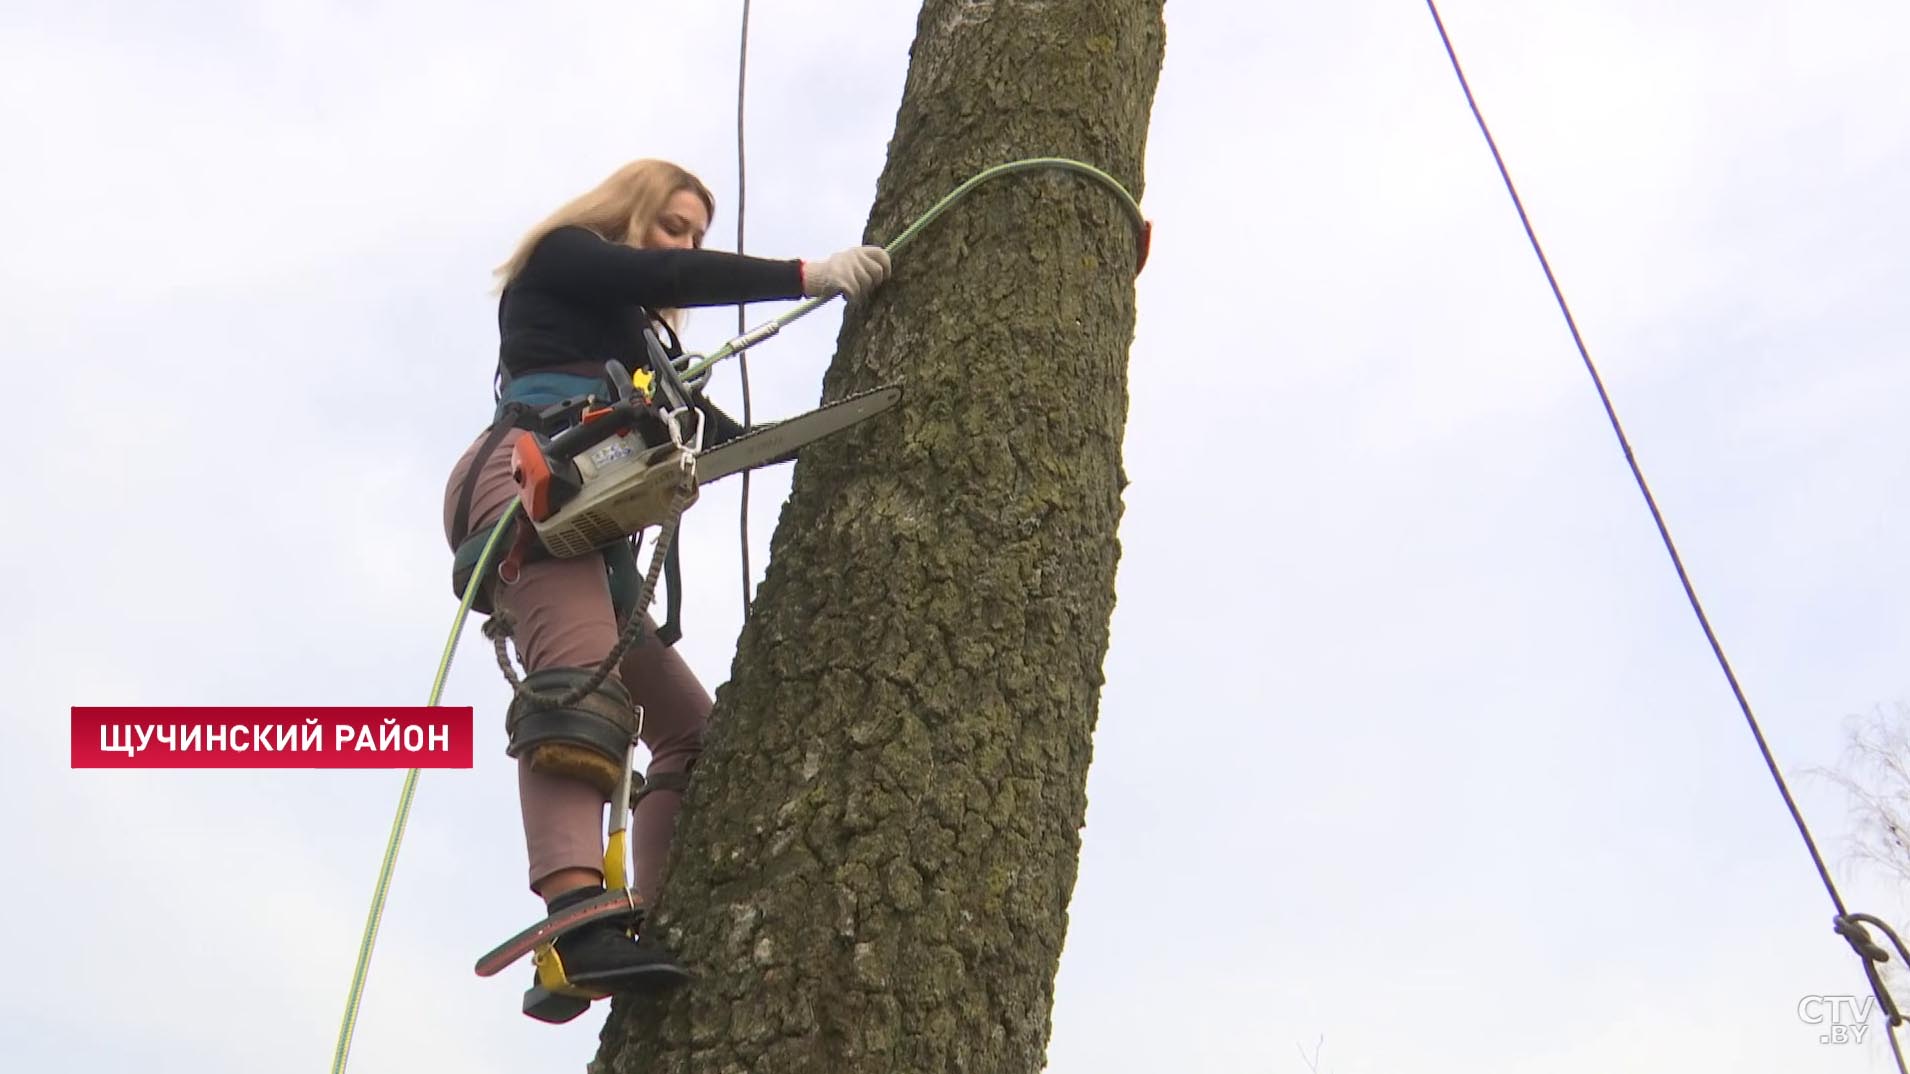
[496,225,806,383]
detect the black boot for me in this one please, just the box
[542,886,690,993]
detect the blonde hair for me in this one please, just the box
[493,159,717,314]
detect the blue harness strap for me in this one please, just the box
[494,371,607,418]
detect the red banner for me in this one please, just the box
[71,707,475,768]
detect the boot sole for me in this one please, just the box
[520,965,690,1024]
[566,963,693,992]
[522,986,593,1024]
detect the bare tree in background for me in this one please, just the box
[1812,701,1910,1004]
[1819,702,1910,891]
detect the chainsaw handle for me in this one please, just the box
[642,328,693,413]
[603,360,637,404]
[543,400,642,463]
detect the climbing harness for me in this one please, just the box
[1423,2,1906,1067]
[326,151,1151,1074]
[449,317,736,643]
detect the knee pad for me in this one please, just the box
[505,669,640,797]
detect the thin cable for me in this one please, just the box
[1423,3,1903,1066]
[1424,0,1841,916]
[735,0,755,617]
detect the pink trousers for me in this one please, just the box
[443,424,708,905]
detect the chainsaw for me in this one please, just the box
[508,328,901,560]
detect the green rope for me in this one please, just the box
[331,155,1143,1074]
[330,503,521,1074]
[677,156,1146,385]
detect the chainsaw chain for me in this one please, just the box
[692,383,900,482]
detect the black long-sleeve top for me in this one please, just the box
[496,225,806,383]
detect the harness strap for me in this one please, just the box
[449,398,562,619]
[451,401,543,549]
[640,318,695,649]
[657,542,684,646]
[451,516,523,618]
[630,769,691,809]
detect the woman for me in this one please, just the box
[443,158,890,997]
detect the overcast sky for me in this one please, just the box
[4,1,1907,1072]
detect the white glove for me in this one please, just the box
[801,245,892,302]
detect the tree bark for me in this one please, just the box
[598,2,1166,1071]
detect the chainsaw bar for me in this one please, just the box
[694,383,902,485]
[474,888,642,978]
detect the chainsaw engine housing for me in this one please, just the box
[515,430,699,558]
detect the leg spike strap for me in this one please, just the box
[630,769,691,809]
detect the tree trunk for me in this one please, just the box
[598,2,1165,1071]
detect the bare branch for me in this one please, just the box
[1809,702,1910,892]
[1296,1033,1324,1074]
